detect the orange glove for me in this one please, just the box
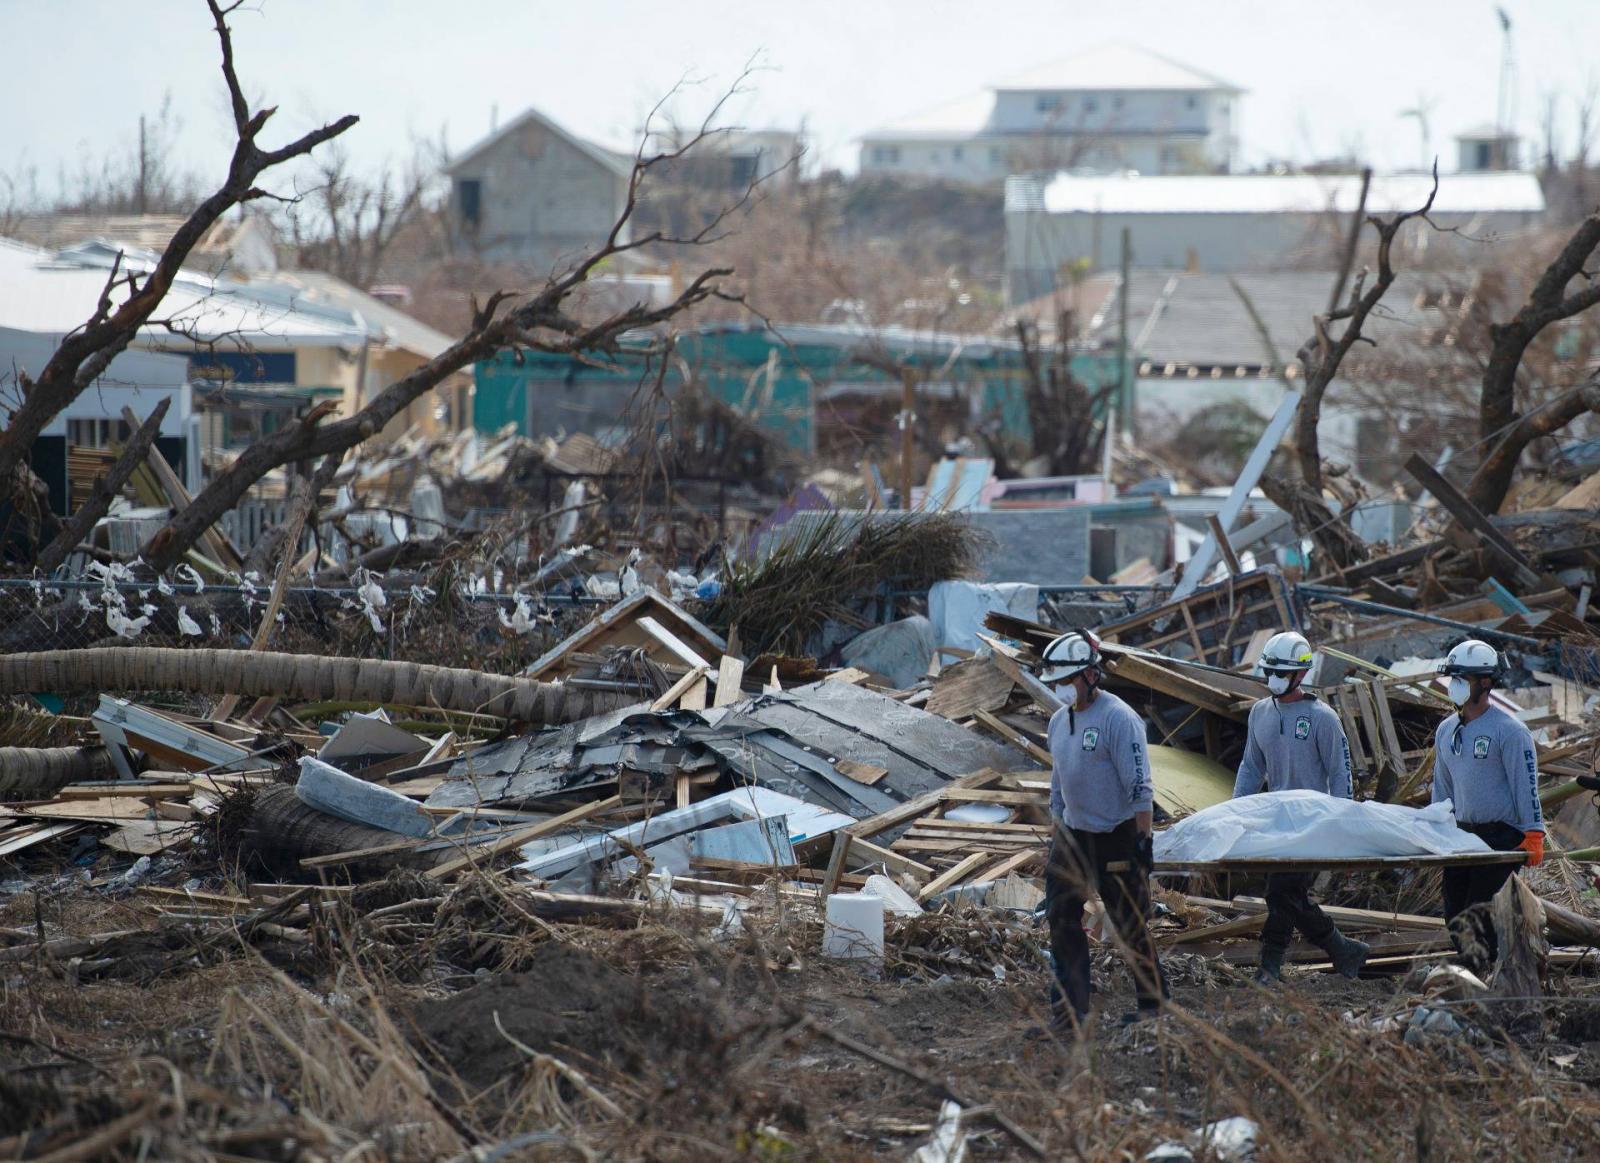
[1519,831,1545,866]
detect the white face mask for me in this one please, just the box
[1054,680,1079,709]
[1447,676,1473,707]
[1266,673,1292,696]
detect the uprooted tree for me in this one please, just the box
[3,0,749,576]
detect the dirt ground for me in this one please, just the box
[6,875,1600,1160]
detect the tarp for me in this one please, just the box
[1153,789,1492,863]
[928,580,1039,653]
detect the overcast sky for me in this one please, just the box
[4,0,1599,197]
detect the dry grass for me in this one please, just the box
[7,868,1600,1160]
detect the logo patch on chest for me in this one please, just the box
[1081,727,1101,752]
[1473,735,1491,759]
[1294,716,1311,740]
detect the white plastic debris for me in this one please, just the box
[1154,790,1493,863]
[910,1100,967,1163]
[105,604,150,639]
[176,606,203,637]
[861,873,924,917]
[1189,1116,1258,1162]
[176,563,205,593]
[823,892,885,962]
[1422,964,1488,1001]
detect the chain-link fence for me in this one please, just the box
[0,574,610,671]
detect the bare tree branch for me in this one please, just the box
[1465,210,1600,513]
[0,0,357,510]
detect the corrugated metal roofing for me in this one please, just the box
[0,237,368,347]
[1029,171,1546,216]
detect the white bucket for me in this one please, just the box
[823,892,885,962]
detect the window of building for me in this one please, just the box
[871,146,901,165]
[1084,96,1099,113]
[952,145,964,162]
[1036,92,1063,113]
[457,178,482,228]
[67,418,132,449]
[1185,95,1198,110]
[1112,95,1124,111]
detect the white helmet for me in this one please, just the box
[1439,639,1500,678]
[1259,630,1314,675]
[1039,630,1102,683]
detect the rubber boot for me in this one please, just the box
[1321,928,1371,979]
[1254,945,1285,985]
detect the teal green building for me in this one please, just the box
[472,322,1119,456]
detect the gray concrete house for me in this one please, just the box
[445,108,634,272]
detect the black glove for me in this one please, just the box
[1136,833,1154,872]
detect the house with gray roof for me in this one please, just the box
[445,107,635,272]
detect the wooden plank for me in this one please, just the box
[1100,650,1245,720]
[971,848,1044,881]
[847,834,935,880]
[123,405,242,570]
[1159,912,1266,946]
[835,759,889,786]
[1403,452,1540,588]
[822,831,851,895]
[917,851,992,900]
[56,783,194,800]
[1224,895,1445,932]
[680,674,709,711]
[0,823,82,857]
[713,656,746,708]
[910,820,1047,838]
[650,666,709,712]
[973,710,1053,766]
[636,616,715,672]
[825,667,872,686]
[23,798,153,822]
[674,774,691,810]
[974,633,1063,715]
[100,819,191,856]
[940,788,1047,806]
[1206,514,1243,575]
[895,838,1027,855]
[425,794,624,881]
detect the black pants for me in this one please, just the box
[1442,821,1525,923]
[1044,818,1168,1021]
[1261,873,1336,954]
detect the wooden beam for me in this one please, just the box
[425,794,623,881]
[650,666,709,712]
[713,655,746,708]
[972,710,1051,766]
[1403,452,1540,588]
[848,834,936,881]
[917,851,991,900]
[1206,514,1243,575]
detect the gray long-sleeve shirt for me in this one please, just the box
[1431,705,1544,832]
[1048,690,1153,833]
[1232,696,1353,800]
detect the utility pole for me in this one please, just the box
[136,115,148,214]
[899,366,916,511]
[1117,226,1132,437]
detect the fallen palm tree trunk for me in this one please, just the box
[242,785,448,880]
[0,745,121,801]
[0,649,630,723]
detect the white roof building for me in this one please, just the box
[1004,169,1547,301]
[860,43,1243,184]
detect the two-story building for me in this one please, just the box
[859,42,1241,184]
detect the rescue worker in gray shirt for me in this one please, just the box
[1431,639,1544,959]
[1039,630,1168,1031]
[1232,631,1370,984]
